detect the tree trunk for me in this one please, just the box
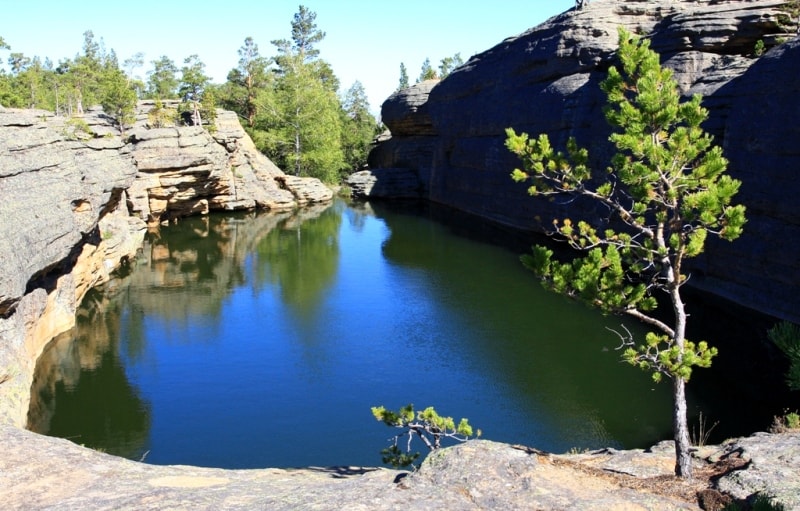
[670,282,693,478]
[673,376,693,478]
[294,120,301,176]
[192,101,201,127]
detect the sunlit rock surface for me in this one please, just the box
[1,2,799,508]
[0,108,143,426]
[2,424,799,510]
[129,102,332,223]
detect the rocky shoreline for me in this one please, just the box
[1,423,798,510]
[0,108,797,508]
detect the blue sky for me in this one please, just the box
[1,1,575,114]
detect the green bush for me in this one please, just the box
[754,39,766,57]
[147,99,177,128]
[769,409,800,433]
[63,117,93,140]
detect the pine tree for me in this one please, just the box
[371,404,478,469]
[418,57,438,82]
[271,4,326,66]
[505,27,746,479]
[289,5,325,62]
[146,56,179,99]
[0,37,14,108]
[221,37,271,127]
[398,62,409,90]
[100,66,136,134]
[259,51,343,181]
[439,53,464,78]
[255,5,344,182]
[341,80,379,174]
[178,54,212,127]
[62,31,105,115]
[122,52,145,98]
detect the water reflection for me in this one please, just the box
[371,201,672,449]
[27,199,779,469]
[27,288,150,459]
[27,207,324,459]
[253,203,341,320]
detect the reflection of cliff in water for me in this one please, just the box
[369,199,793,447]
[27,204,338,456]
[126,212,284,326]
[124,204,337,328]
[27,288,151,460]
[367,200,669,448]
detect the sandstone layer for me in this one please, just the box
[361,0,800,323]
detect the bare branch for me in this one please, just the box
[623,308,675,338]
[607,324,635,350]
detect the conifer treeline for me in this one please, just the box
[0,6,380,183]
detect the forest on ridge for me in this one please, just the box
[0,6,399,183]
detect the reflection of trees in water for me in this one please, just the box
[344,200,373,233]
[119,211,293,333]
[254,202,341,319]
[133,214,245,324]
[27,288,151,460]
[28,207,332,458]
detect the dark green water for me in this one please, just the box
[26,200,787,468]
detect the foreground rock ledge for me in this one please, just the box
[2,426,798,510]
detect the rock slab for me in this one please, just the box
[0,426,703,510]
[2,425,798,510]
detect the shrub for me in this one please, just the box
[769,410,800,433]
[754,39,766,57]
[147,98,178,128]
[63,117,93,140]
[371,404,479,469]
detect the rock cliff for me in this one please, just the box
[129,100,332,224]
[0,103,332,427]
[362,0,800,323]
[0,109,143,425]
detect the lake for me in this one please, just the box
[26,199,783,468]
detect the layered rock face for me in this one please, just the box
[0,104,332,426]
[0,109,144,425]
[365,0,800,322]
[129,101,332,223]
